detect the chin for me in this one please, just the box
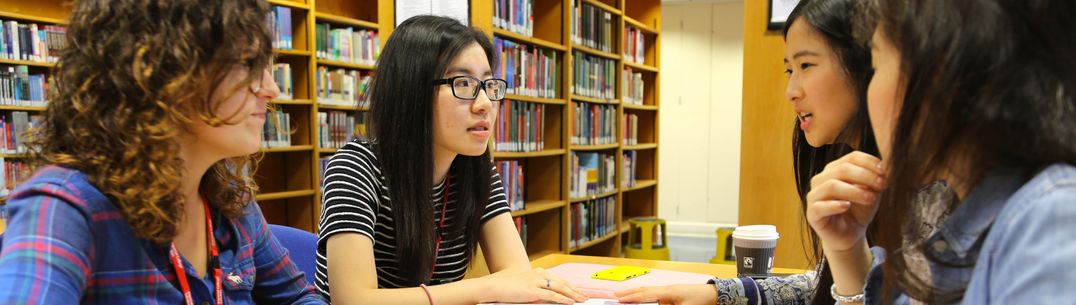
[459,146,488,157]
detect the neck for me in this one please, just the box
[432,146,457,185]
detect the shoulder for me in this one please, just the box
[7,165,112,215]
[996,163,1076,223]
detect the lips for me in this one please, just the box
[467,121,490,132]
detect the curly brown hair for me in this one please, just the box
[28,0,274,244]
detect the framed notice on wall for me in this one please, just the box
[768,0,798,30]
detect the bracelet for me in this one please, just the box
[419,283,435,305]
[830,284,864,304]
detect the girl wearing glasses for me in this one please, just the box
[317,15,586,305]
[0,0,324,304]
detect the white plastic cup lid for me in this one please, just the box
[732,225,779,240]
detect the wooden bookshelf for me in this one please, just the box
[0,0,396,233]
[473,0,661,258]
[1,0,661,259]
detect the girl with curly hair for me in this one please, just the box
[0,0,326,304]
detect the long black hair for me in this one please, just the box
[367,15,497,285]
[858,0,1076,303]
[784,0,878,304]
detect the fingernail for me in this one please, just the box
[876,162,885,171]
[875,177,885,188]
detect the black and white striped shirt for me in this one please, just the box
[315,141,510,299]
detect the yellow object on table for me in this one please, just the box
[531,254,804,278]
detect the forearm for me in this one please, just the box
[822,239,872,304]
[335,278,489,305]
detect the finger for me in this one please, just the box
[542,289,577,305]
[810,180,879,204]
[807,200,851,225]
[546,278,587,302]
[813,160,886,191]
[837,151,885,175]
[614,287,645,297]
[617,290,658,303]
[551,278,587,301]
[545,273,586,298]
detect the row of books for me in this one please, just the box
[495,160,525,211]
[623,26,647,65]
[568,196,615,249]
[267,6,294,50]
[270,63,294,100]
[493,0,533,36]
[622,113,639,146]
[570,152,615,198]
[1,20,65,63]
[262,110,292,148]
[512,216,528,248]
[0,111,40,154]
[571,51,616,100]
[495,100,545,152]
[571,0,615,53]
[571,102,616,146]
[318,110,367,149]
[0,65,49,106]
[0,158,29,197]
[494,37,559,99]
[316,67,372,107]
[315,24,380,66]
[622,150,636,188]
[622,67,645,105]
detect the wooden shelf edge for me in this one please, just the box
[0,11,67,25]
[0,58,55,68]
[569,189,618,203]
[492,28,568,52]
[570,95,618,105]
[505,94,566,105]
[318,148,339,154]
[259,145,314,153]
[570,143,619,151]
[267,0,311,10]
[0,153,27,158]
[571,43,620,60]
[274,49,312,57]
[623,61,659,73]
[622,143,658,150]
[255,189,316,201]
[316,59,375,70]
[492,149,566,158]
[510,200,567,217]
[316,103,368,111]
[0,105,47,111]
[570,231,618,252]
[623,180,657,192]
[314,12,379,29]
[271,99,313,105]
[582,0,623,15]
[623,16,659,35]
[622,103,658,111]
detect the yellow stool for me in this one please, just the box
[709,227,736,265]
[623,217,670,260]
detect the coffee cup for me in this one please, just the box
[732,225,779,278]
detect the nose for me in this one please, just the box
[784,73,803,104]
[258,68,282,100]
[470,87,494,114]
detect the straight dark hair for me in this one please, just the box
[367,15,497,285]
[784,0,878,304]
[858,0,1076,303]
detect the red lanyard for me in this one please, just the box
[169,199,223,305]
[429,175,450,282]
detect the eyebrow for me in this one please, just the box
[446,67,493,77]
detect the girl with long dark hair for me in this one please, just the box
[617,0,879,304]
[814,0,1076,304]
[317,15,586,305]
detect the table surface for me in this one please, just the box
[530,254,805,278]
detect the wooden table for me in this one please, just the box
[530,254,804,278]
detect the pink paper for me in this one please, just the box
[545,262,714,299]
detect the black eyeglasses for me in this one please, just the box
[433,76,508,102]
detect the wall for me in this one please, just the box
[658,1,744,237]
